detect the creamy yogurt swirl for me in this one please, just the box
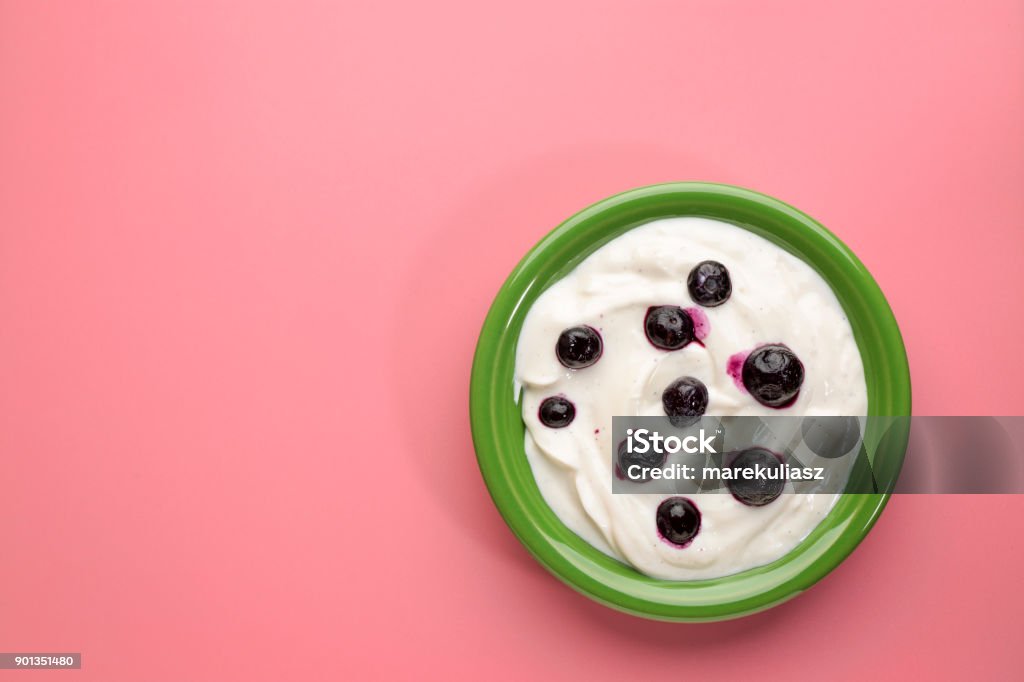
[515,217,867,580]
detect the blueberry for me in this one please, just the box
[617,438,667,483]
[556,326,603,369]
[538,396,575,428]
[687,261,732,307]
[662,377,709,427]
[644,306,695,350]
[801,416,862,458]
[742,344,804,408]
[726,447,785,506]
[656,497,701,547]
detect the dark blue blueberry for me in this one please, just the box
[617,438,667,483]
[742,344,804,408]
[644,306,695,350]
[726,447,785,506]
[801,416,862,458]
[656,497,701,547]
[687,260,732,307]
[556,326,603,369]
[662,377,709,427]
[538,396,575,428]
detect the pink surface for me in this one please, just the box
[1,1,1022,679]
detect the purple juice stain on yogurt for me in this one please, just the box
[685,307,710,341]
[727,350,750,391]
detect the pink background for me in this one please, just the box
[1,1,1023,679]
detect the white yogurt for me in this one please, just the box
[515,217,867,580]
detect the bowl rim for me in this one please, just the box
[469,182,911,622]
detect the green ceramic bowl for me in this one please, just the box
[469,182,911,622]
